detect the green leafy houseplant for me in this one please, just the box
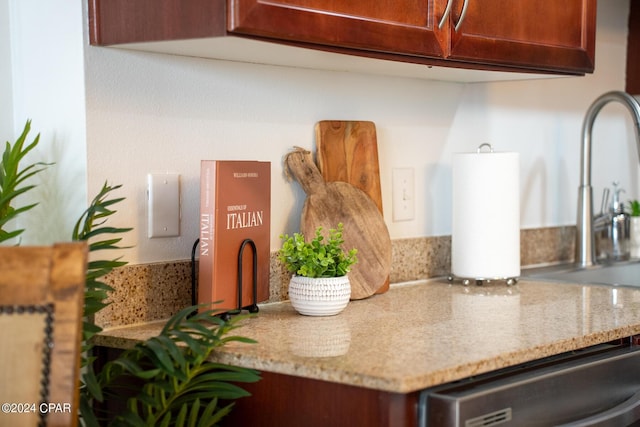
[278,223,358,278]
[0,120,52,243]
[76,185,260,427]
[629,200,640,217]
[279,223,357,316]
[94,307,258,426]
[1,121,260,426]
[74,182,132,426]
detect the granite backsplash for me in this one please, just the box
[95,226,575,329]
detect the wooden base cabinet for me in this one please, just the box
[89,0,596,76]
[94,346,418,426]
[222,370,419,427]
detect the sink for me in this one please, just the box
[524,260,640,287]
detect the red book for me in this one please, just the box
[198,160,271,312]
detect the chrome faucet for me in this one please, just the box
[593,181,631,261]
[576,91,640,267]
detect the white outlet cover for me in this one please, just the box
[392,168,415,222]
[148,173,180,238]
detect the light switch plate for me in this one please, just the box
[392,168,415,222]
[148,173,180,238]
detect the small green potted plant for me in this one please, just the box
[278,223,357,316]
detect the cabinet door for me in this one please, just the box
[229,0,448,59]
[627,0,640,94]
[446,0,596,73]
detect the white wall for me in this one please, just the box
[4,0,87,244]
[0,0,13,142]
[4,1,636,264]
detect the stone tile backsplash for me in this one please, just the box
[95,226,575,329]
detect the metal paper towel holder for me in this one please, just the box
[477,142,493,153]
[449,142,519,287]
[447,275,518,287]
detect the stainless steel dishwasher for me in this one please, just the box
[418,342,640,426]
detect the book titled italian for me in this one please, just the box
[199,160,271,312]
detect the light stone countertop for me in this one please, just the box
[94,278,640,394]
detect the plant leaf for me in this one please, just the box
[0,120,51,243]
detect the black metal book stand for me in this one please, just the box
[191,238,260,320]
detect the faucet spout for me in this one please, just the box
[576,91,640,268]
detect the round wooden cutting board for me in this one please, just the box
[315,120,390,295]
[285,148,392,300]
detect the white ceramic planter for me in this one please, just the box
[288,275,351,316]
[631,217,640,259]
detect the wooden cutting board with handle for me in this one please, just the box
[285,148,391,300]
[315,120,390,294]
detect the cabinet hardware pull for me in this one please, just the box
[438,0,453,29]
[454,0,470,31]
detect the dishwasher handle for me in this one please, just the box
[559,390,640,427]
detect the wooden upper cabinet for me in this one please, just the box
[445,0,596,74]
[88,0,596,76]
[228,0,448,59]
[627,0,640,94]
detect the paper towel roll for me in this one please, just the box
[452,147,520,279]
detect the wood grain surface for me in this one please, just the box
[316,120,389,294]
[285,148,391,300]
